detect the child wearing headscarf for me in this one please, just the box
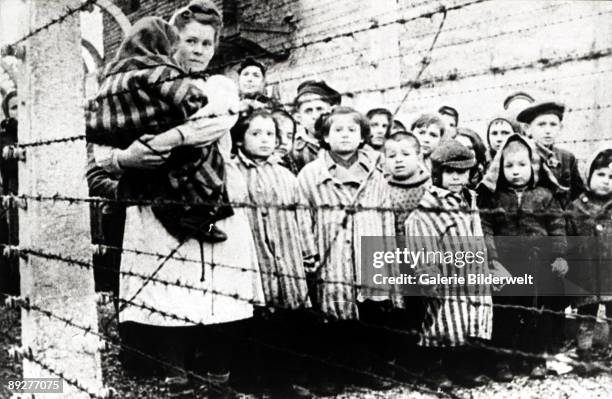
[478,134,568,381]
[566,148,612,366]
[86,17,233,243]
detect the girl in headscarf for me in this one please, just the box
[566,148,612,366]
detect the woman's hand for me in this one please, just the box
[116,134,170,170]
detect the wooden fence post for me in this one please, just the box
[17,0,103,397]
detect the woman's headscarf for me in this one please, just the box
[104,17,182,77]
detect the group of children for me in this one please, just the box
[0,1,607,396]
[225,66,612,392]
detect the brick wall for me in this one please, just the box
[102,0,612,161]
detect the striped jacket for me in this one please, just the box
[406,186,492,346]
[86,55,204,149]
[297,150,401,320]
[234,151,311,309]
[86,52,227,241]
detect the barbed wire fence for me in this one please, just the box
[0,0,611,398]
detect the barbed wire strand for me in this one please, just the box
[265,9,612,88]
[5,192,612,220]
[8,298,238,397]
[117,296,612,376]
[3,0,99,49]
[263,0,576,77]
[10,96,611,151]
[0,328,104,399]
[12,244,612,326]
[115,296,460,398]
[82,0,490,108]
[210,0,491,74]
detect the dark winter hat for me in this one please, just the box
[239,57,266,76]
[503,91,535,110]
[430,139,476,170]
[587,149,612,183]
[294,80,341,107]
[517,100,565,124]
[438,105,459,124]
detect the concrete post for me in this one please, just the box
[18,0,103,397]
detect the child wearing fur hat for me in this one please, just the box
[517,100,584,207]
[566,148,612,366]
[405,139,492,388]
[291,80,341,172]
[411,113,445,173]
[455,127,488,189]
[478,134,569,381]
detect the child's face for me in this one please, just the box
[368,114,389,149]
[239,66,265,96]
[7,96,17,119]
[174,21,216,72]
[488,120,513,152]
[296,98,332,134]
[242,116,277,159]
[384,139,420,180]
[324,114,363,156]
[439,114,457,138]
[528,113,561,147]
[413,124,442,157]
[589,166,612,197]
[502,146,532,187]
[441,168,469,193]
[272,114,294,157]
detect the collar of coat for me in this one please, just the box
[421,185,478,212]
[573,192,612,217]
[387,164,431,187]
[316,149,378,186]
[235,149,277,168]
